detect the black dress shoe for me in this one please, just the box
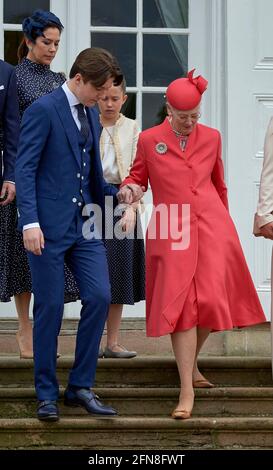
[37,400,59,422]
[64,387,117,416]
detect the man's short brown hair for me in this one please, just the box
[69,47,123,87]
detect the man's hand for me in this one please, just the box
[23,227,45,255]
[259,222,273,240]
[120,206,136,233]
[0,182,16,206]
[117,184,145,204]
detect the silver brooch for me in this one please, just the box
[155,142,168,154]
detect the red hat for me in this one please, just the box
[166,69,208,111]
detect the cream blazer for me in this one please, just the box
[100,113,140,182]
[255,117,273,230]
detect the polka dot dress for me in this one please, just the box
[103,191,145,305]
[0,58,79,303]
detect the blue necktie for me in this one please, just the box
[75,103,90,141]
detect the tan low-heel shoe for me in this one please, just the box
[16,332,61,359]
[16,331,33,359]
[171,408,192,419]
[192,379,214,388]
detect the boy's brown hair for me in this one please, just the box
[70,47,123,87]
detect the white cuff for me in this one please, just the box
[23,222,40,231]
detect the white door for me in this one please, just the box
[226,0,273,319]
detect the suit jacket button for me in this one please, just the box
[72,197,77,203]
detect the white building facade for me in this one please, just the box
[0,0,272,320]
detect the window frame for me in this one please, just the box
[0,0,216,130]
[0,0,68,73]
[88,0,189,127]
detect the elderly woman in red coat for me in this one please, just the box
[118,70,266,419]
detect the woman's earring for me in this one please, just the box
[28,46,33,51]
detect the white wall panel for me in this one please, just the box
[227,0,273,319]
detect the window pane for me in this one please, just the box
[91,0,136,27]
[143,34,188,86]
[4,0,49,24]
[91,33,136,87]
[4,31,23,65]
[121,93,136,120]
[142,93,166,130]
[143,0,188,28]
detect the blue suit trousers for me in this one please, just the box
[28,211,111,400]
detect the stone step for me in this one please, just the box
[0,387,273,418]
[0,356,272,388]
[0,416,273,449]
[0,318,270,356]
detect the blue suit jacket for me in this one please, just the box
[15,86,117,240]
[0,60,20,189]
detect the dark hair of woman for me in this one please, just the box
[17,9,63,63]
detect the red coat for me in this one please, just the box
[122,118,266,337]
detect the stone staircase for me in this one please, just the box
[0,356,273,449]
[0,318,272,449]
[0,318,271,357]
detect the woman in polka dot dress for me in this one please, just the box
[0,10,79,358]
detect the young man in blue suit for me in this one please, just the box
[0,59,20,205]
[15,48,123,421]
